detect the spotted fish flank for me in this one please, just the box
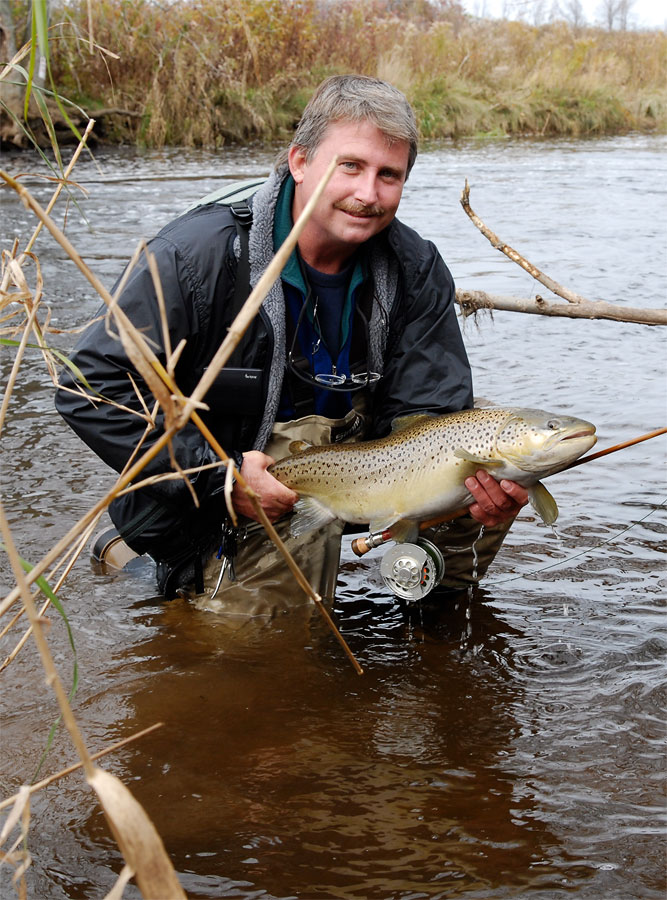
[269,407,597,540]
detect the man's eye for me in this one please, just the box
[341,161,358,170]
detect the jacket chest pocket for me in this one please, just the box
[200,367,265,417]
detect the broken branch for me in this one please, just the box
[455,289,667,326]
[459,181,666,326]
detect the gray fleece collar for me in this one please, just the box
[247,166,288,450]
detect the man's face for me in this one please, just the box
[289,119,410,271]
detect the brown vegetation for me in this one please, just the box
[6,0,666,147]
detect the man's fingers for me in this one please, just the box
[465,471,528,526]
[465,473,499,515]
[477,470,526,509]
[500,480,529,509]
[472,472,528,507]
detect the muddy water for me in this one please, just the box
[1,135,665,899]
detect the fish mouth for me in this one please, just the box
[561,427,597,441]
[544,424,596,453]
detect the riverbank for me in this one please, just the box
[5,0,666,148]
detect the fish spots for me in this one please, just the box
[270,407,594,513]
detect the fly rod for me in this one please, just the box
[351,426,667,557]
[560,426,667,470]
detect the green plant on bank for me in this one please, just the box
[3,0,662,148]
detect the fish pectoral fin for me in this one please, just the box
[288,439,313,454]
[368,516,417,543]
[290,497,338,537]
[453,448,503,466]
[390,413,434,433]
[528,481,559,525]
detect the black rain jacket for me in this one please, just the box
[55,178,473,571]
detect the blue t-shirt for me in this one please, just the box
[302,259,351,359]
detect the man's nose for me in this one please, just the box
[353,171,379,205]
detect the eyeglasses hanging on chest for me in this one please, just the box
[287,282,381,392]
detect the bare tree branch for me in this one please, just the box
[456,289,667,325]
[458,180,666,326]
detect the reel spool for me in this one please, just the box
[379,538,445,601]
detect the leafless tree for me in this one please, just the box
[560,0,587,27]
[530,0,549,25]
[598,0,635,30]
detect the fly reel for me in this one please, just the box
[379,538,445,601]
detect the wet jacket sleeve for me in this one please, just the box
[372,229,473,437]
[55,225,238,558]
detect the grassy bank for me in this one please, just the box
[11,0,667,145]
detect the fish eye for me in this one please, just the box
[547,419,560,430]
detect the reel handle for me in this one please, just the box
[351,530,392,557]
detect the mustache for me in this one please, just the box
[334,200,386,217]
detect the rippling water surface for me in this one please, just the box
[1,134,665,899]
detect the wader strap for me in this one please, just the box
[227,201,253,369]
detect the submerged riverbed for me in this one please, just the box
[1,134,665,898]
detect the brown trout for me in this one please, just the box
[269,407,597,540]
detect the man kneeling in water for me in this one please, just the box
[56,74,527,614]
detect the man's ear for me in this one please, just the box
[288,145,308,184]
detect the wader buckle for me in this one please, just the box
[211,522,239,598]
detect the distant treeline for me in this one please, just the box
[12,0,667,146]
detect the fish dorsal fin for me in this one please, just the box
[290,497,337,537]
[390,414,433,433]
[288,439,313,455]
[528,481,559,525]
[453,448,503,466]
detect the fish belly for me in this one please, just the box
[305,461,474,527]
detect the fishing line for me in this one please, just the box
[483,496,667,587]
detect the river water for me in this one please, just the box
[1,134,665,899]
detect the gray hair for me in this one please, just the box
[275,74,418,177]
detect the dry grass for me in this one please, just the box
[18,0,664,146]
[0,3,664,894]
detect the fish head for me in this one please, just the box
[495,408,597,475]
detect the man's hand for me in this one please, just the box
[465,470,528,528]
[231,450,298,522]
